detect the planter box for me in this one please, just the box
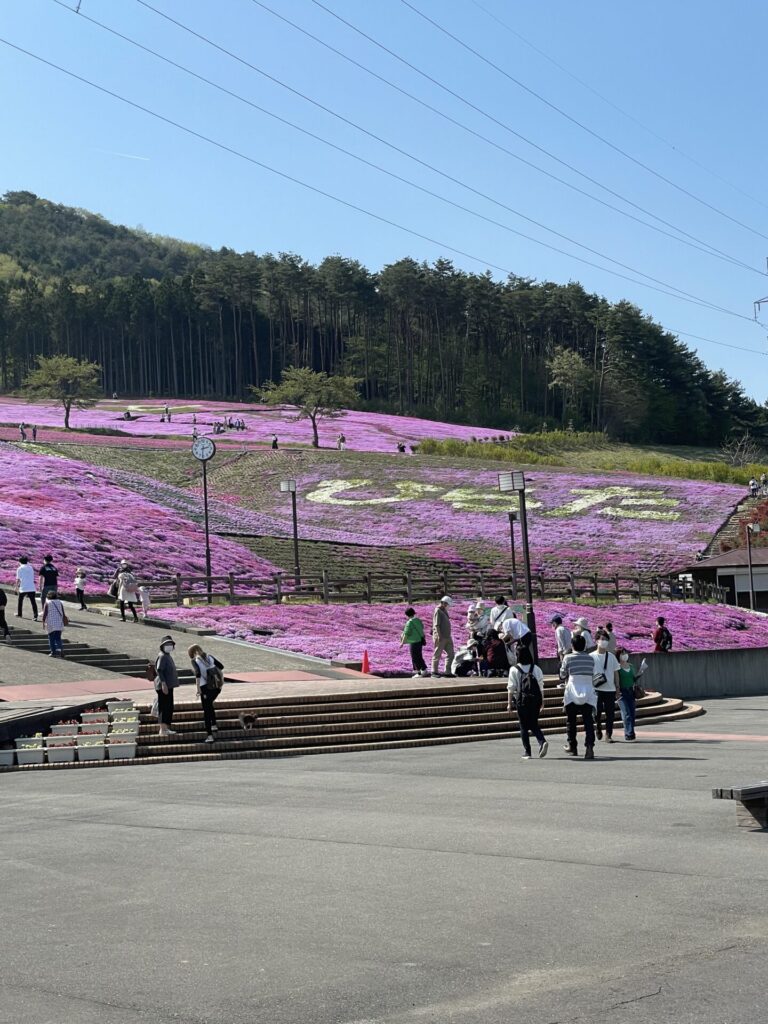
[15,737,43,749]
[77,744,105,761]
[76,731,108,745]
[110,714,140,724]
[46,735,79,748]
[16,747,45,765]
[0,749,15,767]
[81,712,109,724]
[78,723,109,736]
[46,745,77,763]
[50,724,79,736]
[107,743,137,759]
[109,725,139,737]
[106,701,135,712]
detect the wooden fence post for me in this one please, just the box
[365,572,372,604]
[175,573,182,606]
[405,571,413,604]
[614,575,620,602]
[321,569,330,604]
[636,575,642,602]
[478,570,484,599]
[439,570,448,597]
[569,573,576,603]
[538,572,545,600]
[274,573,282,605]
[227,573,235,604]
[593,574,599,602]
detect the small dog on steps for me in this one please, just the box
[238,712,258,730]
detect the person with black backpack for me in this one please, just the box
[652,616,673,654]
[507,647,548,760]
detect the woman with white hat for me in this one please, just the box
[572,617,595,653]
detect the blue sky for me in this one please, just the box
[2,0,768,398]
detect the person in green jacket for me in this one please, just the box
[400,607,428,677]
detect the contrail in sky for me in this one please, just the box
[94,148,150,161]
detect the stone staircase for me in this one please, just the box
[3,627,194,682]
[4,678,704,771]
[704,492,762,557]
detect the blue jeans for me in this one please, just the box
[619,690,636,737]
[47,630,63,655]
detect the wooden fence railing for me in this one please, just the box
[123,570,728,607]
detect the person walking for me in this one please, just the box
[550,615,572,661]
[431,596,455,677]
[400,607,428,677]
[616,648,638,741]
[18,423,26,441]
[508,647,548,760]
[31,425,37,442]
[652,616,673,653]
[0,586,11,641]
[189,644,224,743]
[41,590,67,657]
[591,634,620,743]
[39,555,59,605]
[154,635,179,737]
[74,568,88,610]
[15,556,38,620]
[271,434,279,450]
[117,565,140,622]
[560,633,597,759]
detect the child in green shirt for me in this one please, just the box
[400,607,428,677]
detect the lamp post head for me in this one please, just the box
[748,522,760,535]
[280,479,297,493]
[498,471,526,493]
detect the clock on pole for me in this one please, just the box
[192,436,216,462]
[191,436,216,601]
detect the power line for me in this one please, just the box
[401,0,768,243]
[2,33,758,326]
[296,0,762,274]
[468,0,768,216]
[668,329,767,356]
[52,0,758,312]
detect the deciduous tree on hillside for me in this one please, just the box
[257,367,359,447]
[22,355,102,429]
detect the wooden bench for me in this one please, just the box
[712,783,768,829]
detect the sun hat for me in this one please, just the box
[574,616,589,628]
[440,596,453,605]
[159,635,176,648]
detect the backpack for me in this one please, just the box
[517,666,542,708]
[659,627,673,651]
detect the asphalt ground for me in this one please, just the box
[1,696,767,1024]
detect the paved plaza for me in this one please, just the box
[1,695,766,1024]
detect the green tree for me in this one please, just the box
[547,347,591,426]
[23,354,102,428]
[257,366,359,447]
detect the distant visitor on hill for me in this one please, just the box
[431,596,454,677]
[271,434,279,450]
[15,556,38,620]
[117,565,140,623]
[74,567,87,611]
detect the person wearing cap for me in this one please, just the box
[431,596,455,677]
[572,617,595,653]
[154,635,179,737]
[550,615,572,661]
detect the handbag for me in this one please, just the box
[633,683,646,699]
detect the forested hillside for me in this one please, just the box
[0,190,762,444]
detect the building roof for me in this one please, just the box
[688,547,768,571]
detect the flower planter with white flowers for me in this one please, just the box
[15,739,45,765]
[107,701,135,713]
[77,742,105,761]
[45,742,77,763]
[46,734,80,747]
[107,741,137,759]
[0,749,15,767]
[81,712,109,724]
[50,723,79,735]
[79,723,109,736]
[109,724,139,737]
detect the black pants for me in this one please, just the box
[0,608,9,637]
[409,641,427,672]
[119,600,138,621]
[157,687,174,726]
[518,703,545,756]
[596,691,617,738]
[200,686,219,734]
[17,592,38,618]
[566,703,595,752]
[76,588,87,610]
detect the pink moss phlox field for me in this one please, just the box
[0,397,494,452]
[0,444,278,585]
[168,599,768,670]
[245,461,743,573]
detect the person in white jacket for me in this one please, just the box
[559,633,597,759]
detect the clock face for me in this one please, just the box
[192,437,216,462]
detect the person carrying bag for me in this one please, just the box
[189,644,224,743]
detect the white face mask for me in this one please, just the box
[620,655,629,663]
[162,644,174,654]
[597,640,608,650]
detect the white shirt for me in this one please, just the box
[574,628,595,652]
[554,625,572,655]
[591,650,620,691]
[489,605,513,630]
[16,564,35,592]
[501,618,530,641]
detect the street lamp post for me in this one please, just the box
[191,436,217,604]
[498,471,538,660]
[507,510,518,599]
[280,479,301,586]
[746,522,760,611]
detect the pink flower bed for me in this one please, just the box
[240,460,744,573]
[0,444,278,585]
[169,599,768,671]
[0,397,492,452]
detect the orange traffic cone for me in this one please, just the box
[361,650,370,674]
